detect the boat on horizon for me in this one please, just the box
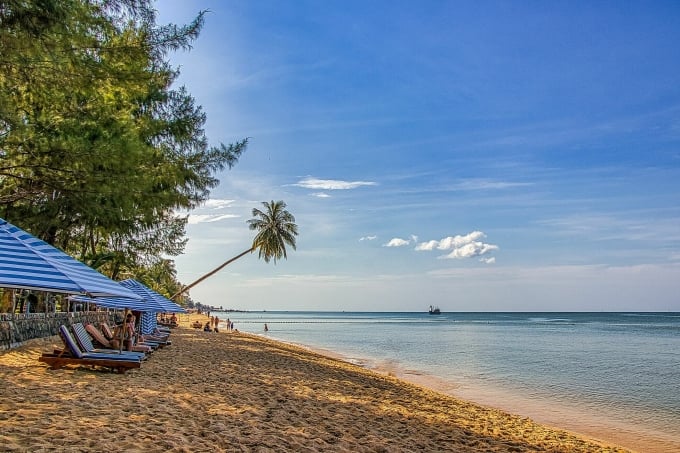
[429,305,441,315]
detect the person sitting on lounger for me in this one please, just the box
[110,318,135,351]
[121,313,138,350]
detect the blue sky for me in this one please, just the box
[156,1,680,312]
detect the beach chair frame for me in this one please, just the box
[71,323,146,359]
[38,325,141,374]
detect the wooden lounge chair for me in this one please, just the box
[85,323,152,354]
[101,321,170,348]
[71,323,147,359]
[38,325,141,374]
[140,329,172,346]
[100,321,116,340]
[100,322,160,349]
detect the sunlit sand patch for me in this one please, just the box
[0,312,636,452]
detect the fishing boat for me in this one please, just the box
[428,305,441,315]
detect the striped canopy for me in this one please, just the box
[0,218,140,299]
[72,293,165,335]
[119,279,186,313]
[69,294,165,312]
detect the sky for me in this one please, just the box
[155,1,680,312]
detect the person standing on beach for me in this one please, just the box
[264,323,268,332]
[124,313,137,350]
[226,318,231,331]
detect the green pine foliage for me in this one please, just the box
[0,0,247,296]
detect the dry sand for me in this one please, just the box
[0,313,632,452]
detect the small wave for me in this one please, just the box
[528,317,572,323]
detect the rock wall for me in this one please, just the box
[0,312,117,350]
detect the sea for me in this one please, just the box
[213,311,680,452]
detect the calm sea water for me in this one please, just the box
[215,311,680,449]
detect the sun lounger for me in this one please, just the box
[38,325,141,374]
[101,321,170,348]
[100,322,116,340]
[141,329,172,346]
[63,325,143,361]
[71,323,147,359]
[100,321,159,350]
[83,323,152,354]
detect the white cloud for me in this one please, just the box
[293,177,378,190]
[203,198,236,209]
[360,235,377,241]
[383,238,411,247]
[441,242,499,259]
[180,198,238,224]
[311,192,331,198]
[415,231,499,260]
[480,257,496,264]
[187,214,240,225]
[436,231,486,250]
[415,240,439,251]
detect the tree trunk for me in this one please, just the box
[170,248,254,300]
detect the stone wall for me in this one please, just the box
[0,311,117,350]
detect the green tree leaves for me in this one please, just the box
[0,0,247,295]
[249,200,298,264]
[171,201,298,300]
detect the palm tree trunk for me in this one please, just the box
[170,248,254,300]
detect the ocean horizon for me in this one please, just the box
[211,311,680,452]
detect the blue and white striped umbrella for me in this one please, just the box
[69,295,159,335]
[0,218,141,299]
[119,279,186,313]
[140,311,158,335]
[69,294,165,312]
[70,290,163,335]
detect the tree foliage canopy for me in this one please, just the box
[170,200,298,301]
[0,0,247,293]
[248,200,298,264]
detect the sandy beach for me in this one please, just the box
[0,313,631,452]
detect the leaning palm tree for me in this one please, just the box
[171,200,298,300]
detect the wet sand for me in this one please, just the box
[0,314,631,452]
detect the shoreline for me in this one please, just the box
[248,324,677,453]
[392,365,676,453]
[0,313,635,452]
